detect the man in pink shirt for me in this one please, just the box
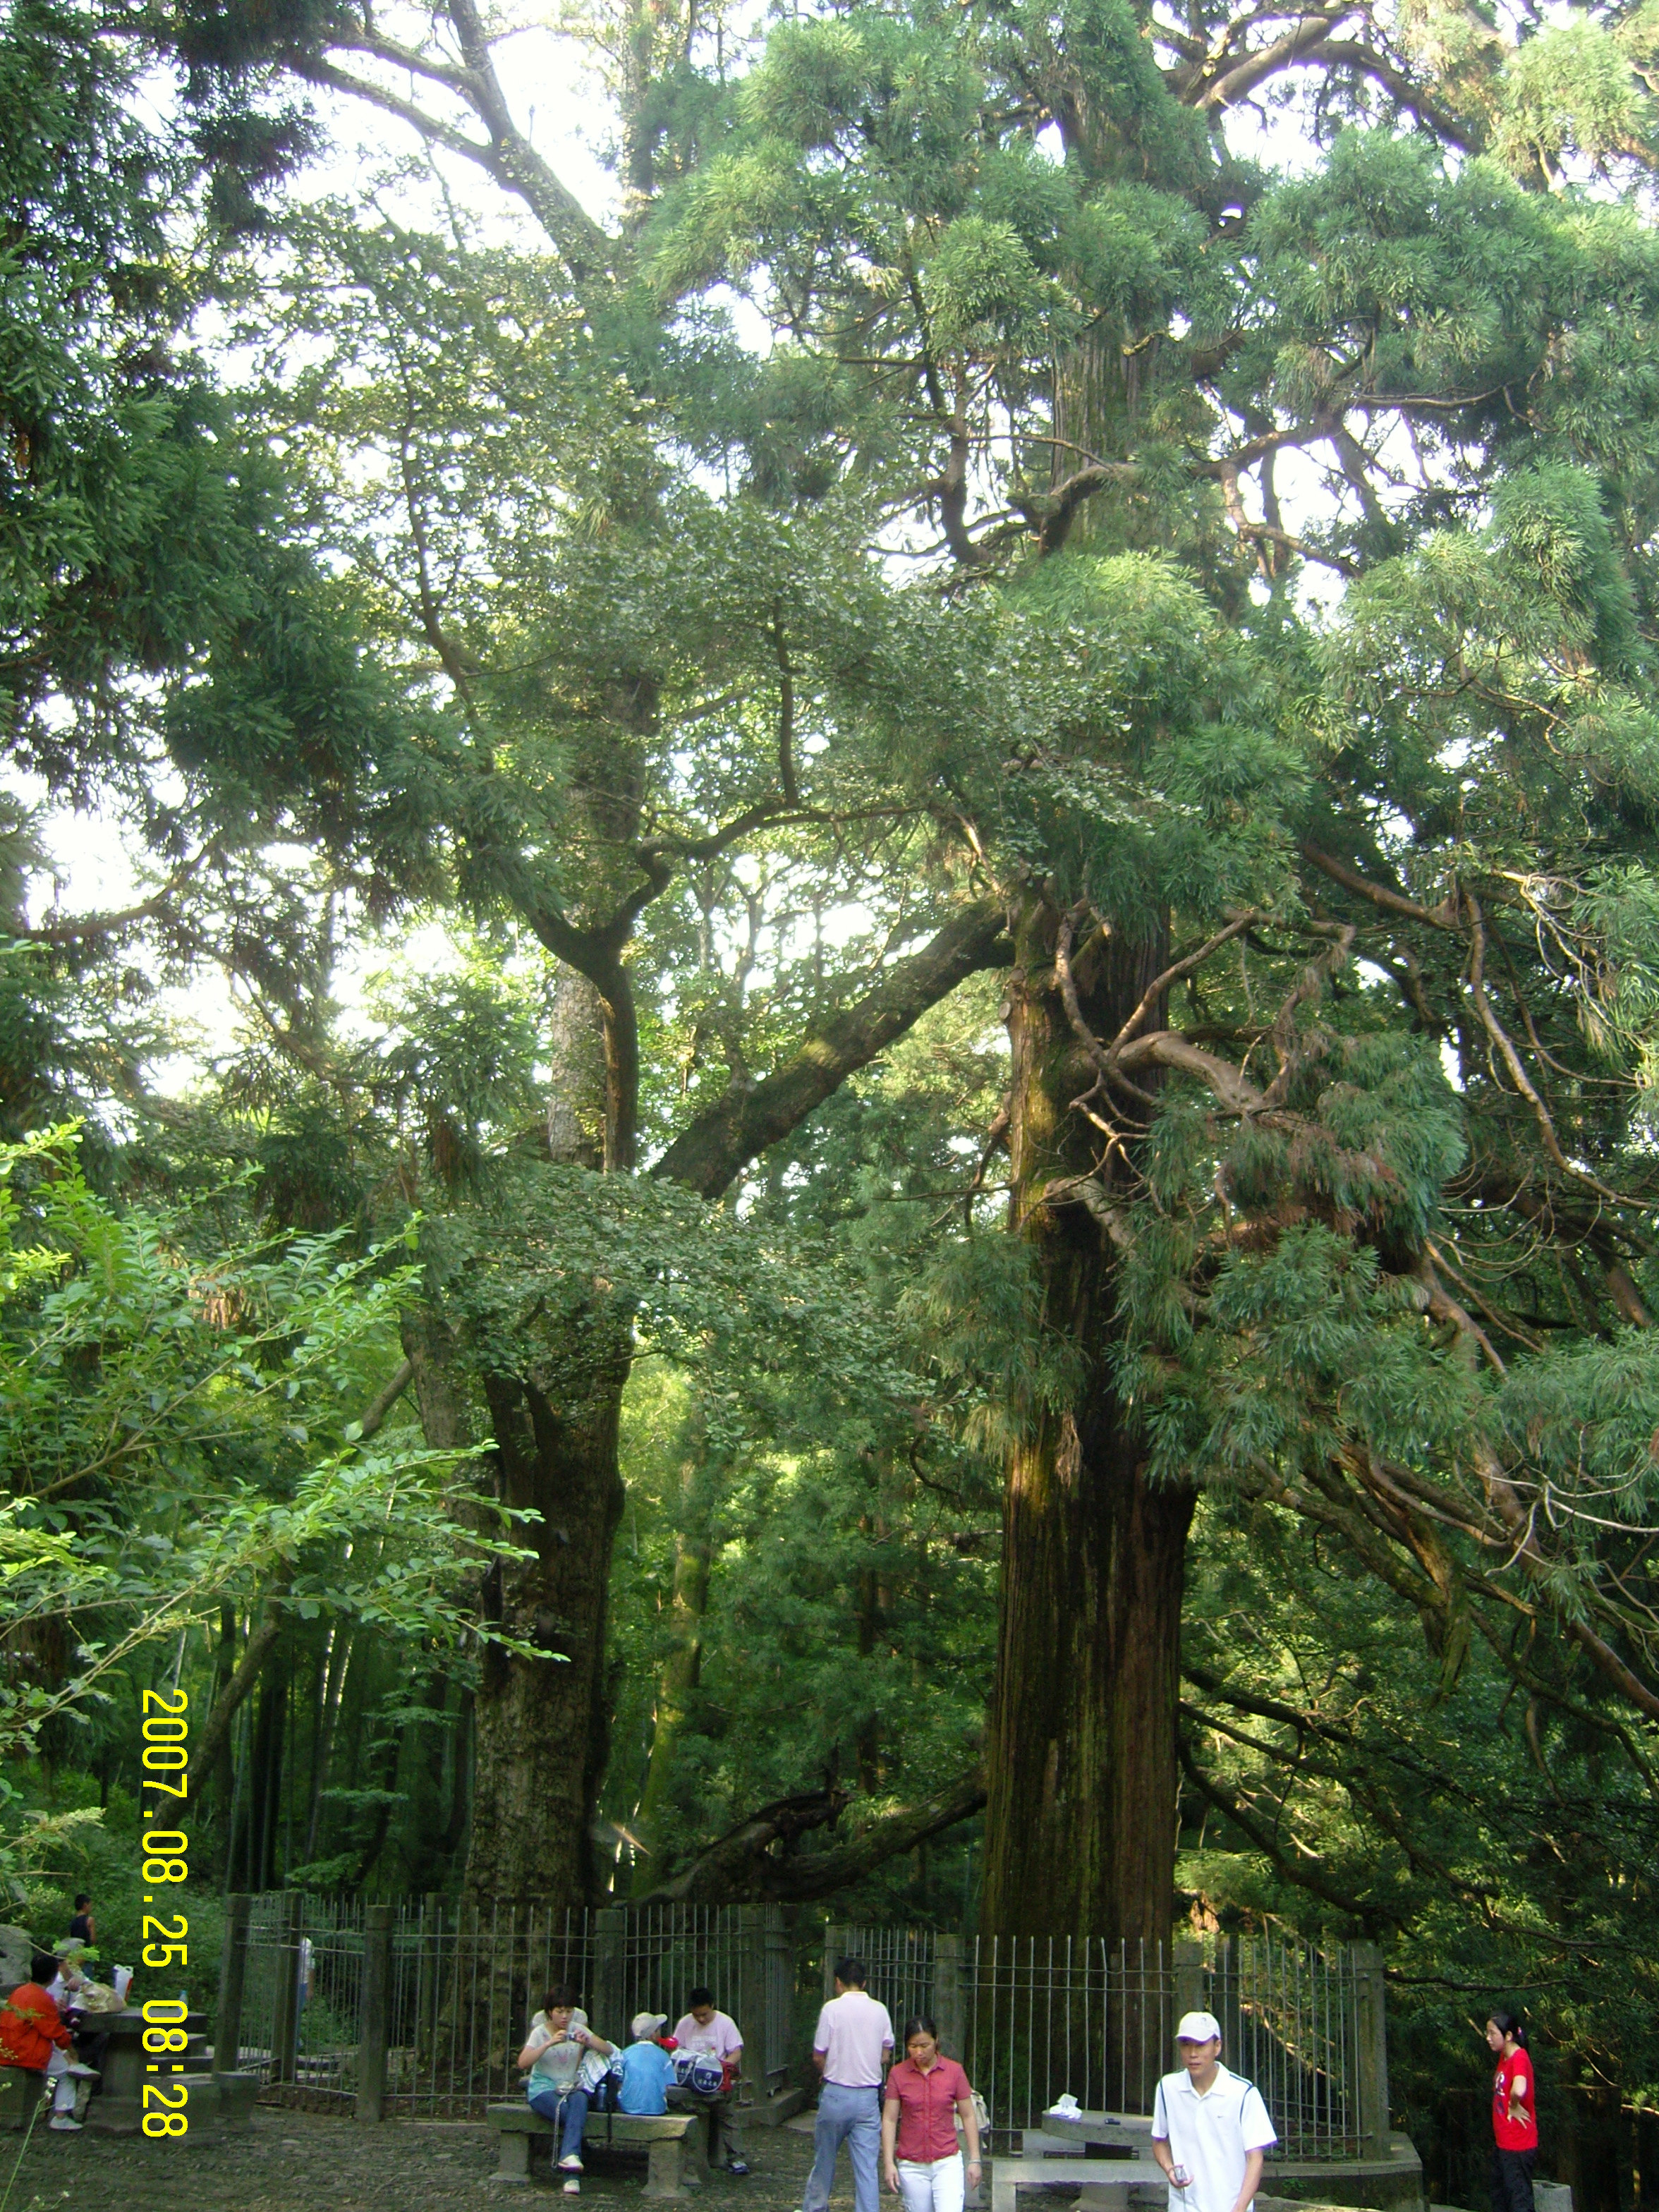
[804,1957,894,2212]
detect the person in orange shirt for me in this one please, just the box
[0,1952,99,2131]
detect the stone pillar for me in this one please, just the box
[1351,1943,1390,2158]
[592,1907,626,2038]
[1172,1940,1205,2036]
[357,1904,394,2124]
[735,1906,770,2092]
[764,1907,794,2083]
[935,1935,966,2062]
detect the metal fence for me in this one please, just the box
[224,1897,806,2120]
[1211,1933,1363,2161]
[240,1891,372,2106]
[224,1900,1384,2157]
[830,1924,1373,2158]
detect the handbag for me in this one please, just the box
[71,1981,123,2016]
[577,2044,619,2094]
[673,2049,724,2096]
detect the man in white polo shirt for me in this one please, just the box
[1151,2010,1277,2212]
[803,1956,894,2212]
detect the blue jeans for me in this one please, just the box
[528,2082,590,2160]
[806,2082,882,2212]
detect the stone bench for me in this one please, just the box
[0,2066,42,2132]
[487,2104,705,2192]
[991,2153,1173,2212]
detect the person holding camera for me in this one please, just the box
[1150,2010,1277,2212]
[517,1982,615,2192]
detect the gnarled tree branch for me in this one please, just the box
[653,900,1012,1197]
[633,1766,985,1905]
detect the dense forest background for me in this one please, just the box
[9,0,1659,2196]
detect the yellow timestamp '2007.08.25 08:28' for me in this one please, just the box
[140,1687,191,2137]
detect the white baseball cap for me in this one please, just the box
[1176,2011,1222,2044]
[633,2011,668,2040]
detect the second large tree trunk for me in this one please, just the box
[980,896,1195,1944]
[466,1327,629,1902]
[462,966,624,1905]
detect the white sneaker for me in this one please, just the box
[563,2182,581,2196]
[49,2115,83,2131]
[559,2156,585,2171]
[65,2062,100,2078]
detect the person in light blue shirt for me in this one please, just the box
[617,2012,679,2115]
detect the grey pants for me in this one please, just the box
[805,2083,881,2212]
[668,2083,746,2165]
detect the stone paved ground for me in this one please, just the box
[0,2102,828,2212]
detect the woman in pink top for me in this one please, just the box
[882,2016,982,2212]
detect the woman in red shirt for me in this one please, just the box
[881,2016,982,2212]
[1485,2011,1538,2212]
[0,1952,92,2131]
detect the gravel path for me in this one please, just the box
[0,2103,826,2212]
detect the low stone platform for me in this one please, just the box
[1258,2133,1426,2212]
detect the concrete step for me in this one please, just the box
[750,2088,808,2127]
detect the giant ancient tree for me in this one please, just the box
[151,0,1659,1934]
[201,189,1016,1902]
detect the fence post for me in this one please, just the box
[935,1934,966,2061]
[763,1905,792,2083]
[214,1893,251,2072]
[270,1892,303,2086]
[592,1907,626,2036]
[1172,1940,1204,2036]
[1351,1942,1390,2158]
[734,1905,770,2094]
[357,1903,394,2125]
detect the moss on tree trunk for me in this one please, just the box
[981,894,1195,1944]
[465,1339,629,1904]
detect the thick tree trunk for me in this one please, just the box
[465,1335,628,1902]
[461,968,624,1903]
[980,895,1195,1944]
[401,1304,470,1448]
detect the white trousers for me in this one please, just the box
[44,2048,75,2111]
[897,2152,966,2212]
